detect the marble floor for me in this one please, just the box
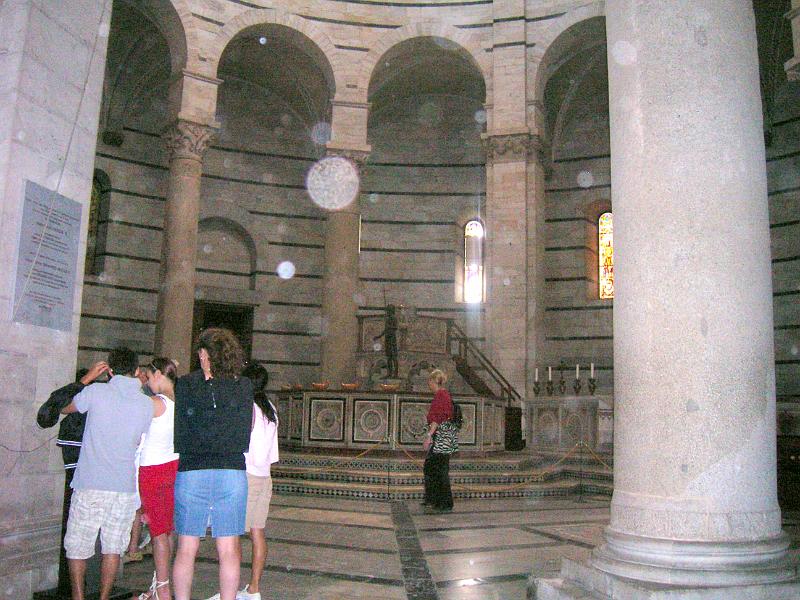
[119,494,609,599]
[119,496,800,600]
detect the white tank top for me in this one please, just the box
[139,394,179,466]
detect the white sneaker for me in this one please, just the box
[237,586,261,600]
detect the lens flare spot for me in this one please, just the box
[277,261,296,280]
[311,122,332,146]
[306,156,360,210]
[577,170,594,188]
[611,40,637,65]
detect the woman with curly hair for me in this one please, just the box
[171,328,253,600]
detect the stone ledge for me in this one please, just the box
[530,559,800,600]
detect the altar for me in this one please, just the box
[277,389,507,453]
[524,395,613,452]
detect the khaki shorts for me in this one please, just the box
[64,489,139,559]
[245,474,273,530]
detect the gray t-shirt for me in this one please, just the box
[71,375,153,493]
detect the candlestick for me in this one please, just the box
[548,366,552,381]
[590,362,594,378]
[535,368,539,382]
[576,364,580,379]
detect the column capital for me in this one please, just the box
[163,119,217,162]
[325,144,371,167]
[482,131,547,164]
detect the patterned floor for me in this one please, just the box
[118,497,800,600]
[119,494,611,599]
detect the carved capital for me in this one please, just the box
[163,120,217,162]
[483,132,537,163]
[325,147,370,168]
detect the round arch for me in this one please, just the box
[357,24,490,104]
[528,4,606,107]
[205,8,339,95]
[122,0,194,75]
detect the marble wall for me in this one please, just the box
[0,1,110,596]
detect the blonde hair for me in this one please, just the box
[428,369,447,387]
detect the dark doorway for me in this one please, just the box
[191,301,254,372]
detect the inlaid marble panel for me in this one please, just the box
[493,405,505,445]
[399,400,430,445]
[278,397,290,438]
[309,397,345,441]
[353,398,390,443]
[457,402,477,445]
[290,396,304,440]
[536,407,560,446]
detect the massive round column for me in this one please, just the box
[319,150,367,385]
[594,1,792,585]
[154,119,215,372]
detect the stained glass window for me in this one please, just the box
[598,212,613,299]
[464,219,484,303]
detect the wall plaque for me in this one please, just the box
[13,180,81,331]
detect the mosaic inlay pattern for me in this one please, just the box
[353,399,390,443]
[309,397,345,441]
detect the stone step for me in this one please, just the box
[273,474,612,500]
[533,577,606,600]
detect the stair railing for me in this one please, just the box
[446,320,522,406]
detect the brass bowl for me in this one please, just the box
[341,383,359,391]
[291,383,303,391]
[280,384,292,391]
[311,382,330,391]
[379,383,400,392]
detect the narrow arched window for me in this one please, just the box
[86,170,110,276]
[598,212,613,299]
[463,219,485,303]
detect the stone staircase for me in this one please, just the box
[272,449,613,500]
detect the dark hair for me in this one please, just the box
[195,327,245,379]
[148,357,178,385]
[242,362,276,423]
[108,347,138,377]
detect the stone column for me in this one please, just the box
[484,133,533,399]
[154,120,215,371]
[319,148,368,385]
[525,133,548,403]
[594,0,794,588]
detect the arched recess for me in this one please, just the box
[528,4,606,108]
[100,0,188,141]
[131,0,192,76]
[196,217,258,291]
[207,9,339,95]
[531,15,607,154]
[358,24,490,103]
[212,19,336,153]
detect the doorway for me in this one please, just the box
[191,301,254,371]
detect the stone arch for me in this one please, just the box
[550,46,606,152]
[205,8,339,95]
[196,211,258,290]
[528,3,606,108]
[125,0,194,76]
[357,24,490,104]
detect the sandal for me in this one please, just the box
[137,571,169,600]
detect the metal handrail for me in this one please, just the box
[447,320,522,405]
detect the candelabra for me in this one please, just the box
[546,380,554,396]
[573,378,582,395]
[588,377,596,395]
[533,380,541,396]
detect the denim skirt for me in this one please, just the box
[174,469,247,537]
